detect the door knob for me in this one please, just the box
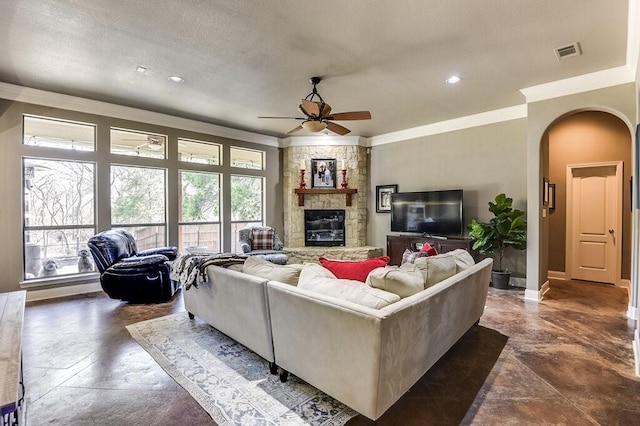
[609,229,614,234]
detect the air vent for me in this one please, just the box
[554,42,582,60]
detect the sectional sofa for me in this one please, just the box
[182,250,493,420]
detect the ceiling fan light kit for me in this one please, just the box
[301,120,328,132]
[147,141,164,151]
[259,77,371,135]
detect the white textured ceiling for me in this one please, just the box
[0,1,630,138]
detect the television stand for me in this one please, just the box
[422,234,447,240]
[386,234,474,266]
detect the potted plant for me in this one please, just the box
[468,193,527,289]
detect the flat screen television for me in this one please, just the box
[390,190,463,236]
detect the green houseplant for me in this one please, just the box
[468,193,527,289]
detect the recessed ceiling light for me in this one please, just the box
[168,75,185,84]
[446,75,462,84]
[135,66,147,74]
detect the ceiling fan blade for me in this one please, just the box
[258,116,304,120]
[301,99,320,117]
[287,125,304,135]
[326,111,371,121]
[326,121,351,136]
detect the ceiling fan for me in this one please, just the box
[259,77,371,135]
[115,134,165,151]
[136,135,164,151]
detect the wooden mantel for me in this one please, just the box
[294,188,358,206]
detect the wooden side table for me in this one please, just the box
[0,290,26,425]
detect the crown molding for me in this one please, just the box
[0,82,279,147]
[519,66,634,104]
[367,104,527,147]
[281,135,366,147]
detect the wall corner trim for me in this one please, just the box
[628,305,639,320]
[524,281,549,302]
[634,329,640,376]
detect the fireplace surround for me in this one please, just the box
[304,209,345,247]
[282,145,368,247]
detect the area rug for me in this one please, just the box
[127,313,358,425]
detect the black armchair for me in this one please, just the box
[88,229,180,303]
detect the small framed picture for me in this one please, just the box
[548,183,555,211]
[376,184,398,213]
[311,158,337,188]
[543,178,549,206]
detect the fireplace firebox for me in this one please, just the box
[304,209,345,247]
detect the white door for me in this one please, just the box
[567,162,622,284]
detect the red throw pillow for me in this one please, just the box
[319,256,390,282]
[419,242,438,256]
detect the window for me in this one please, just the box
[230,175,264,252]
[23,158,95,279]
[179,171,221,251]
[230,147,264,170]
[178,138,221,165]
[110,165,166,249]
[110,128,166,159]
[23,115,95,151]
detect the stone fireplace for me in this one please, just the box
[282,144,368,247]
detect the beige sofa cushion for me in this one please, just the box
[365,264,424,298]
[242,256,303,285]
[413,249,476,288]
[447,249,476,272]
[298,263,400,309]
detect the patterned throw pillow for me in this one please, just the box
[251,227,275,250]
[402,248,430,264]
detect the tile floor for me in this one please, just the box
[22,280,640,425]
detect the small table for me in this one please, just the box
[0,290,26,425]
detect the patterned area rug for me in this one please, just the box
[127,313,358,425]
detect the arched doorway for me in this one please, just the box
[544,111,632,288]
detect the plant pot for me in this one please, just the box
[491,270,511,289]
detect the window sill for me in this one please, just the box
[20,272,100,290]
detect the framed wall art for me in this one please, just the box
[311,158,337,188]
[548,183,555,211]
[376,184,398,213]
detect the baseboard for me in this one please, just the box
[524,281,549,302]
[619,279,631,289]
[629,305,639,321]
[26,281,102,302]
[547,270,566,280]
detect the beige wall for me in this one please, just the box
[0,100,283,293]
[368,118,528,276]
[546,111,632,279]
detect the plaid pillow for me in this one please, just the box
[251,227,275,250]
[402,248,429,264]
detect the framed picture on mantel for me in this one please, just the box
[311,158,337,188]
[376,184,397,213]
